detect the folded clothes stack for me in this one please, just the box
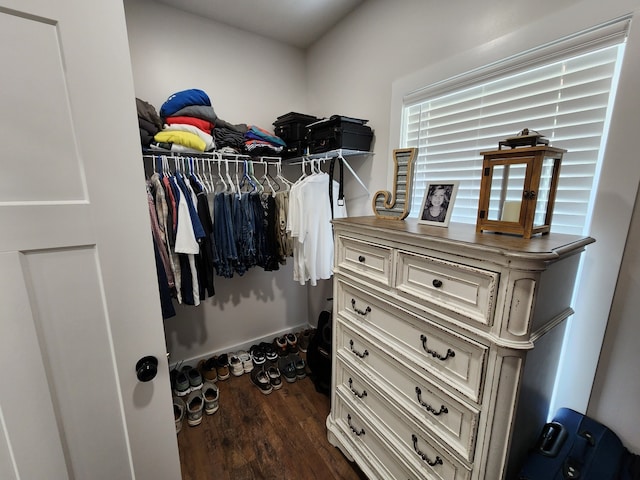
[136,97,163,148]
[152,88,217,153]
[244,124,286,156]
[142,87,286,157]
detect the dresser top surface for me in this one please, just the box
[333,217,595,261]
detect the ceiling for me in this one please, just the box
[153,0,365,49]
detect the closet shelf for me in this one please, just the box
[283,148,373,163]
[285,149,373,194]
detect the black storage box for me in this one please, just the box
[273,112,319,145]
[281,140,307,159]
[307,115,373,154]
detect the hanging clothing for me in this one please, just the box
[287,171,347,286]
[189,176,216,299]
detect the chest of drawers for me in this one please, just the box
[326,217,594,480]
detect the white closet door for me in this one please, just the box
[0,0,181,478]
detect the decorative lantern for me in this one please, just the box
[476,131,565,239]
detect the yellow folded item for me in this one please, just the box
[154,130,206,152]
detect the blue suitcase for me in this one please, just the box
[518,408,627,480]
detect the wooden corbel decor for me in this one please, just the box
[372,148,417,220]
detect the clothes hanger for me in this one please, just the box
[297,157,309,182]
[239,159,252,192]
[197,158,210,194]
[225,158,235,194]
[234,158,242,194]
[276,160,292,191]
[189,157,206,193]
[260,159,278,195]
[214,156,227,193]
[203,158,214,193]
[248,161,263,194]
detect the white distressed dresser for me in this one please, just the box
[326,216,594,480]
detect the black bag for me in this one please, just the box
[518,408,633,480]
[306,309,332,395]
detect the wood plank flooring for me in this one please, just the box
[176,365,368,480]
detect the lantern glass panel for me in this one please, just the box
[534,157,556,226]
[487,164,526,221]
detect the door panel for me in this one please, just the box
[0,0,181,478]
[0,9,85,203]
[0,252,70,479]
[22,247,132,479]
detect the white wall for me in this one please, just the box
[307,0,640,453]
[124,0,311,363]
[589,191,640,450]
[124,0,308,126]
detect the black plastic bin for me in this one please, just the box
[273,112,319,157]
[306,115,373,154]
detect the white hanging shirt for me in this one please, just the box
[288,172,348,286]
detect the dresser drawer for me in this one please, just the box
[336,236,393,286]
[331,398,419,480]
[337,281,488,402]
[336,356,479,462]
[396,251,499,326]
[336,390,472,480]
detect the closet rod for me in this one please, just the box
[289,153,370,195]
[142,151,282,164]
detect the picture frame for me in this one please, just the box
[418,182,459,227]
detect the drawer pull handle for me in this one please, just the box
[347,414,365,436]
[349,339,369,358]
[348,378,368,399]
[412,434,443,467]
[432,279,443,288]
[351,298,371,316]
[420,335,456,361]
[415,387,448,416]
[358,255,366,263]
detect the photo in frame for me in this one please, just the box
[418,182,459,227]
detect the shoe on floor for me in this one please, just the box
[186,390,204,427]
[286,332,298,348]
[289,351,307,379]
[250,367,273,395]
[278,356,297,384]
[185,365,203,391]
[266,364,282,390]
[238,350,253,373]
[173,370,191,397]
[261,342,278,362]
[199,357,218,383]
[202,382,219,415]
[173,397,185,434]
[298,329,313,353]
[216,354,230,381]
[229,353,244,377]
[250,345,266,366]
[274,336,287,354]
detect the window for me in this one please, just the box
[402,19,628,235]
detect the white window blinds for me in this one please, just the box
[402,19,628,235]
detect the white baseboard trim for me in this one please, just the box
[169,321,311,370]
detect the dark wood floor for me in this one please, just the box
[176,364,368,480]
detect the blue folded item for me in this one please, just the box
[246,125,286,147]
[160,89,211,118]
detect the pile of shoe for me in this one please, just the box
[172,328,318,428]
[172,363,220,433]
[250,332,310,394]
